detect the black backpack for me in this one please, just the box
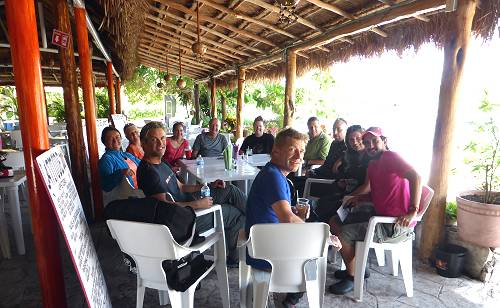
[104,197,196,244]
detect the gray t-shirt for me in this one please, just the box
[192,132,228,157]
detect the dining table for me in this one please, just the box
[178,156,261,194]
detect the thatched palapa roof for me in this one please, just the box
[92,0,499,87]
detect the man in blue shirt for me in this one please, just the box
[246,128,341,306]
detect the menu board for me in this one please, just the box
[35,147,111,308]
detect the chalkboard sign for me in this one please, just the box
[35,147,111,308]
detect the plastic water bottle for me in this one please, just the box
[196,155,204,167]
[201,182,210,198]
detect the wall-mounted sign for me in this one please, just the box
[52,29,70,48]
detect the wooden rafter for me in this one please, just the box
[304,0,355,19]
[138,43,216,71]
[145,14,253,57]
[160,1,277,48]
[148,7,262,54]
[143,20,243,61]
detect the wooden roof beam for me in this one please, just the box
[141,31,227,66]
[304,0,355,19]
[370,27,388,37]
[138,50,213,76]
[244,0,323,32]
[138,43,216,71]
[198,0,298,40]
[145,14,253,57]
[161,1,277,48]
[140,58,204,79]
[143,20,243,61]
[139,53,207,77]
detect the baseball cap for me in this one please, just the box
[362,127,384,138]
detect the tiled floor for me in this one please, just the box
[1,205,499,307]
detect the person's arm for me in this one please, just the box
[344,174,371,207]
[396,169,422,227]
[98,155,127,192]
[271,200,307,223]
[307,159,326,166]
[191,134,201,158]
[149,192,211,209]
[266,134,275,154]
[177,178,203,193]
[239,137,249,155]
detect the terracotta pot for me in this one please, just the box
[457,190,500,248]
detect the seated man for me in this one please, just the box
[308,118,348,179]
[246,128,341,307]
[303,117,332,169]
[329,127,422,295]
[239,116,275,155]
[137,121,246,263]
[191,118,228,157]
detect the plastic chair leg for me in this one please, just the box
[167,289,195,308]
[399,241,414,297]
[158,290,170,305]
[0,196,11,259]
[136,278,145,308]
[304,258,323,308]
[374,247,386,266]
[252,270,271,308]
[354,242,371,302]
[215,240,230,308]
[389,249,400,276]
[239,261,251,308]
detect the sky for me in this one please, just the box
[293,30,500,197]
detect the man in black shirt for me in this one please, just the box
[136,121,246,263]
[239,116,275,155]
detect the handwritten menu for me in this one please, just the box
[35,147,111,308]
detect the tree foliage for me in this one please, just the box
[0,86,18,120]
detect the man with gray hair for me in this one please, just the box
[192,118,228,157]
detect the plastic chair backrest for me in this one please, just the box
[107,219,181,285]
[248,223,330,290]
[415,185,434,221]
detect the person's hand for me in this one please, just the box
[121,168,134,176]
[329,235,342,251]
[171,166,181,173]
[212,179,225,189]
[195,197,213,209]
[395,210,417,227]
[344,195,360,208]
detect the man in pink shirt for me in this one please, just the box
[329,127,422,295]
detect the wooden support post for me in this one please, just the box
[193,83,200,124]
[75,4,104,220]
[221,95,227,124]
[116,78,122,114]
[236,67,245,139]
[107,62,115,116]
[284,49,296,128]
[419,0,477,261]
[5,0,67,306]
[56,0,92,219]
[210,78,217,119]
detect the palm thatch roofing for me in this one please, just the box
[0,0,499,87]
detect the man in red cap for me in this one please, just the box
[329,126,422,295]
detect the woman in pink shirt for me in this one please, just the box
[163,122,189,166]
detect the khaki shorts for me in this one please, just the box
[340,222,414,246]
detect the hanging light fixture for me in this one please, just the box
[164,54,172,81]
[191,0,207,61]
[177,37,186,89]
[276,0,300,25]
[157,68,164,88]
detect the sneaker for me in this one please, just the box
[334,269,370,279]
[328,277,354,295]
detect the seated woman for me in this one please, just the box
[314,125,372,223]
[239,116,274,155]
[124,123,144,159]
[98,126,141,192]
[163,122,189,166]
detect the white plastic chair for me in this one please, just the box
[303,178,336,201]
[353,185,435,302]
[107,205,230,308]
[238,223,334,308]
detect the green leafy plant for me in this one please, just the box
[463,92,499,204]
[445,201,457,222]
[0,86,18,120]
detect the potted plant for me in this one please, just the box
[457,94,500,248]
